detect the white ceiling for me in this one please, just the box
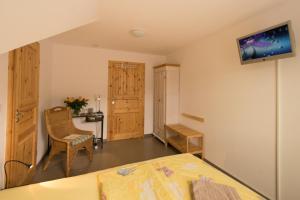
[0,0,99,54]
[50,0,285,55]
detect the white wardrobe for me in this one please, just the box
[153,64,180,143]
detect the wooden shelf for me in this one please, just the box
[167,135,186,153]
[181,113,205,122]
[167,135,203,154]
[165,124,203,137]
[165,124,204,157]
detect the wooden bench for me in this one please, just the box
[165,124,204,158]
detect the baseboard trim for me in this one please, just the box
[203,159,270,200]
[144,133,154,138]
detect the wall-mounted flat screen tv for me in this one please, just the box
[237,21,295,65]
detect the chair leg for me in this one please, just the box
[66,148,76,177]
[43,147,58,171]
[85,140,94,162]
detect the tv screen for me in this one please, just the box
[237,21,295,64]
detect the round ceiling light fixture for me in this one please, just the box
[130,29,145,38]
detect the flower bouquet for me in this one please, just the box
[64,96,88,115]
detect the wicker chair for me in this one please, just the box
[44,107,94,176]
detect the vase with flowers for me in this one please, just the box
[64,96,89,115]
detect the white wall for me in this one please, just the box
[0,53,8,189]
[167,1,300,199]
[50,43,166,139]
[277,2,300,199]
[37,41,53,163]
[0,0,99,54]
[278,57,300,200]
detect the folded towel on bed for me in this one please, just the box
[192,177,241,200]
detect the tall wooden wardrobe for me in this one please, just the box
[153,64,180,143]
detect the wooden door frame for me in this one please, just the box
[5,50,16,162]
[5,43,40,184]
[107,60,145,141]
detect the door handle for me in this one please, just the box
[112,101,115,105]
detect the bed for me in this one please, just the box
[0,154,263,200]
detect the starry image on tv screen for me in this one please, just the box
[238,24,293,62]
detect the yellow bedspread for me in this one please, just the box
[98,154,262,200]
[0,154,262,200]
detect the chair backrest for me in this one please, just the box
[45,107,74,139]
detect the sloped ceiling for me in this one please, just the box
[50,0,285,55]
[0,0,100,54]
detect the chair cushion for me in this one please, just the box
[63,134,93,146]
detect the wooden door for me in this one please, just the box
[6,43,40,188]
[108,61,145,141]
[153,68,166,140]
